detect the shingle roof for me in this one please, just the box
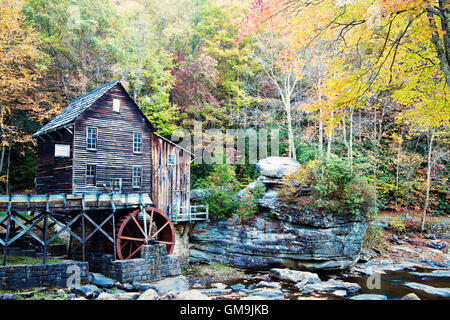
[32,80,119,137]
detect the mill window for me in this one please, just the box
[132,167,142,188]
[86,164,97,186]
[86,127,97,150]
[133,132,142,153]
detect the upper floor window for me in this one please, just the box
[86,164,97,186]
[86,127,97,150]
[113,99,120,113]
[132,167,142,188]
[133,132,142,153]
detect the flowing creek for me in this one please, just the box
[203,267,450,300]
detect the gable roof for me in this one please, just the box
[32,80,121,137]
[32,80,192,155]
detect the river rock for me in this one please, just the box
[0,293,16,300]
[401,282,450,297]
[117,282,135,291]
[211,283,227,289]
[199,288,233,296]
[175,290,211,300]
[71,285,102,299]
[96,292,140,300]
[90,273,115,288]
[300,279,361,295]
[401,293,421,300]
[410,270,450,278]
[137,289,159,300]
[331,290,347,297]
[140,276,190,296]
[254,281,281,290]
[241,288,285,300]
[269,268,320,284]
[231,283,246,291]
[349,294,387,300]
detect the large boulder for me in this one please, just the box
[256,157,301,179]
[190,207,366,271]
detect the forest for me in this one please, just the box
[0,0,448,235]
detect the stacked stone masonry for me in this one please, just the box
[0,261,89,290]
[0,244,181,290]
[89,244,181,283]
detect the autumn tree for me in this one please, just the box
[0,0,47,192]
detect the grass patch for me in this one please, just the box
[183,263,246,282]
[0,255,63,265]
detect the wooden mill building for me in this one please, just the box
[0,80,207,275]
[32,80,191,219]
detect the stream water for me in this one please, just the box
[205,267,450,300]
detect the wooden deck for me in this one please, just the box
[0,193,208,222]
[0,193,152,212]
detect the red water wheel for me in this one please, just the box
[116,207,175,260]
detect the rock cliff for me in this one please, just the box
[189,157,366,271]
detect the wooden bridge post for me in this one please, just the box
[42,212,48,264]
[2,211,11,266]
[112,211,117,261]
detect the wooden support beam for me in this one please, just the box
[42,212,48,264]
[2,212,11,266]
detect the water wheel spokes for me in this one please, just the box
[116,207,175,260]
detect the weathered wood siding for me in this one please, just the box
[151,134,191,217]
[35,129,73,194]
[72,84,152,194]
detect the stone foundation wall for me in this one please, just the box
[0,261,89,290]
[173,223,192,268]
[88,243,181,283]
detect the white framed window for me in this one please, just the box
[133,132,142,153]
[86,164,97,186]
[132,166,142,188]
[86,127,97,150]
[55,144,70,157]
[113,99,120,113]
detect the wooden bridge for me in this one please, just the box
[0,193,208,265]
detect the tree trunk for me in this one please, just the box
[326,110,334,162]
[318,108,323,158]
[342,115,348,148]
[349,107,354,165]
[286,102,296,159]
[421,130,435,232]
[5,146,10,194]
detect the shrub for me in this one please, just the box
[363,222,387,252]
[388,216,406,233]
[279,158,377,216]
[198,164,265,221]
[234,183,266,222]
[202,186,240,220]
